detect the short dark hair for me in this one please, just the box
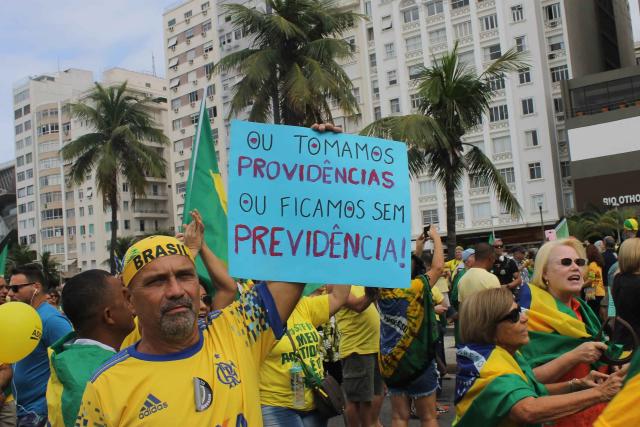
[604,236,616,249]
[61,269,113,332]
[10,263,47,290]
[474,243,495,262]
[512,246,526,254]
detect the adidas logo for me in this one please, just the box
[138,393,168,419]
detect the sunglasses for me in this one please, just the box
[8,282,36,293]
[559,258,587,267]
[498,305,523,323]
[493,245,503,249]
[201,294,212,305]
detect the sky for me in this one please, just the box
[1,0,640,164]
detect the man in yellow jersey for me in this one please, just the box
[75,234,303,426]
[335,285,383,427]
[443,246,463,280]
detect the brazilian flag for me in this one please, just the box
[594,351,640,427]
[454,344,547,427]
[183,100,228,292]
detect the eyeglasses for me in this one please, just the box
[498,305,523,323]
[493,245,503,249]
[8,282,36,293]
[559,258,587,267]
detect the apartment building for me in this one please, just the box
[12,68,173,275]
[163,0,634,243]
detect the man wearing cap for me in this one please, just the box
[512,246,529,287]
[444,246,464,281]
[76,234,303,426]
[490,239,521,297]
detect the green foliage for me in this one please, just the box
[567,207,637,242]
[216,0,364,125]
[361,43,527,253]
[7,243,36,272]
[60,82,169,273]
[39,251,61,288]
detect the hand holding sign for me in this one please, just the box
[228,121,410,288]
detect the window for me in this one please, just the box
[560,161,571,178]
[16,156,24,167]
[17,172,25,182]
[419,179,437,195]
[480,14,498,31]
[188,91,199,103]
[176,182,187,194]
[15,124,23,135]
[384,42,396,59]
[41,208,63,221]
[410,93,423,109]
[39,157,60,170]
[169,77,180,89]
[186,49,196,63]
[352,88,361,104]
[17,188,25,198]
[345,36,356,53]
[88,205,94,216]
[472,202,491,220]
[15,108,22,119]
[518,68,531,84]
[487,74,505,91]
[123,201,129,211]
[367,27,374,42]
[185,28,195,39]
[369,53,377,68]
[550,65,569,82]
[38,141,59,154]
[204,41,213,53]
[451,0,469,10]
[80,225,86,236]
[172,119,182,131]
[405,35,422,52]
[124,220,130,230]
[202,20,212,32]
[381,15,392,30]
[548,35,564,52]
[528,162,542,180]
[387,70,398,86]
[374,106,382,120]
[40,191,62,204]
[455,206,464,221]
[123,182,129,192]
[26,169,33,179]
[184,10,192,19]
[453,21,472,39]
[40,174,61,187]
[484,44,501,61]
[408,64,422,80]
[511,5,524,22]
[458,51,475,69]
[24,120,31,131]
[469,174,489,188]
[515,36,527,52]
[390,98,401,114]
[403,7,419,23]
[79,207,84,217]
[553,97,564,114]
[426,0,444,16]
[489,104,508,122]
[208,106,217,118]
[522,98,535,115]
[89,224,94,235]
[29,235,36,245]
[544,3,561,22]
[429,28,446,45]
[531,194,545,212]
[25,153,32,164]
[370,80,379,100]
[492,136,511,154]
[206,84,215,97]
[422,209,439,225]
[14,89,29,104]
[364,1,372,17]
[167,36,178,48]
[190,113,199,125]
[524,129,540,148]
[498,167,515,183]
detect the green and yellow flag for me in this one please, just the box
[594,351,640,427]
[554,218,570,239]
[454,344,547,427]
[182,100,228,291]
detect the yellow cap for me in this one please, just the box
[122,235,194,287]
[623,218,638,231]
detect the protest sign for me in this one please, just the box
[228,120,410,288]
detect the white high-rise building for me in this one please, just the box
[163,0,634,244]
[12,68,173,276]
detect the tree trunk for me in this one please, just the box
[109,190,118,274]
[445,179,457,258]
[271,79,280,124]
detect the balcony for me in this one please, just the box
[133,209,170,218]
[405,49,423,60]
[429,42,448,54]
[137,192,169,201]
[547,49,566,61]
[450,5,470,18]
[472,218,493,227]
[455,35,473,48]
[497,215,519,226]
[492,151,512,162]
[489,120,509,131]
[418,195,437,204]
[469,186,489,196]
[402,21,420,33]
[545,19,562,31]
[561,177,572,188]
[426,14,445,26]
[477,0,496,11]
[479,29,499,41]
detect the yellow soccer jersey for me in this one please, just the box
[75,283,283,427]
[335,286,380,357]
[260,295,329,411]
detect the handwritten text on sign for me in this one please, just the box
[227,120,410,288]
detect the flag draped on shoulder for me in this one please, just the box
[454,344,547,427]
[518,283,602,367]
[182,100,228,290]
[594,350,640,427]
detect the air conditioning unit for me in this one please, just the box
[208,95,214,101]
[203,10,207,16]
[203,53,208,59]
[173,108,179,113]
[180,128,186,134]
[201,32,207,37]
[170,46,176,51]
[181,193,185,199]
[185,18,190,24]
[172,87,178,92]
[189,59,194,65]
[179,171,185,177]
[191,102,196,107]
[172,66,178,72]
[548,53,556,60]
[179,150,184,155]
[186,39,191,45]
[192,80,197,85]
[169,26,174,32]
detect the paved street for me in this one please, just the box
[330,332,457,426]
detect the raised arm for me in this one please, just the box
[267,282,305,323]
[426,226,444,286]
[325,284,352,316]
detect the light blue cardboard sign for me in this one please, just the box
[228,120,410,288]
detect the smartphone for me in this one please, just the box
[423,224,431,236]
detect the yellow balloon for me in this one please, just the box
[0,302,42,363]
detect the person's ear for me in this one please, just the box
[103,306,116,326]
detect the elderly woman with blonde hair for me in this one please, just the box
[518,238,619,426]
[454,287,624,427]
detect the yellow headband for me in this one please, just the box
[122,235,194,287]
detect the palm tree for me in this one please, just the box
[568,207,636,242]
[215,0,363,126]
[61,82,169,273]
[362,43,527,255]
[39,251,61,288]
[7,243,36,271]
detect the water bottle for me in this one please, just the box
[290,364,305,408]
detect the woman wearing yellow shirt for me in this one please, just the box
[260,284,351,427]
[584,244,606,314]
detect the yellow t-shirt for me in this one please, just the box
[457,267,501,304]
[434,276,450,293]
[335,286,380,357]
[121,316,141,348]
[588,262,606,297]
[431,286,444,321]
[444,259,462,276]
[260,295,329,411]
[75,284,281,427]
